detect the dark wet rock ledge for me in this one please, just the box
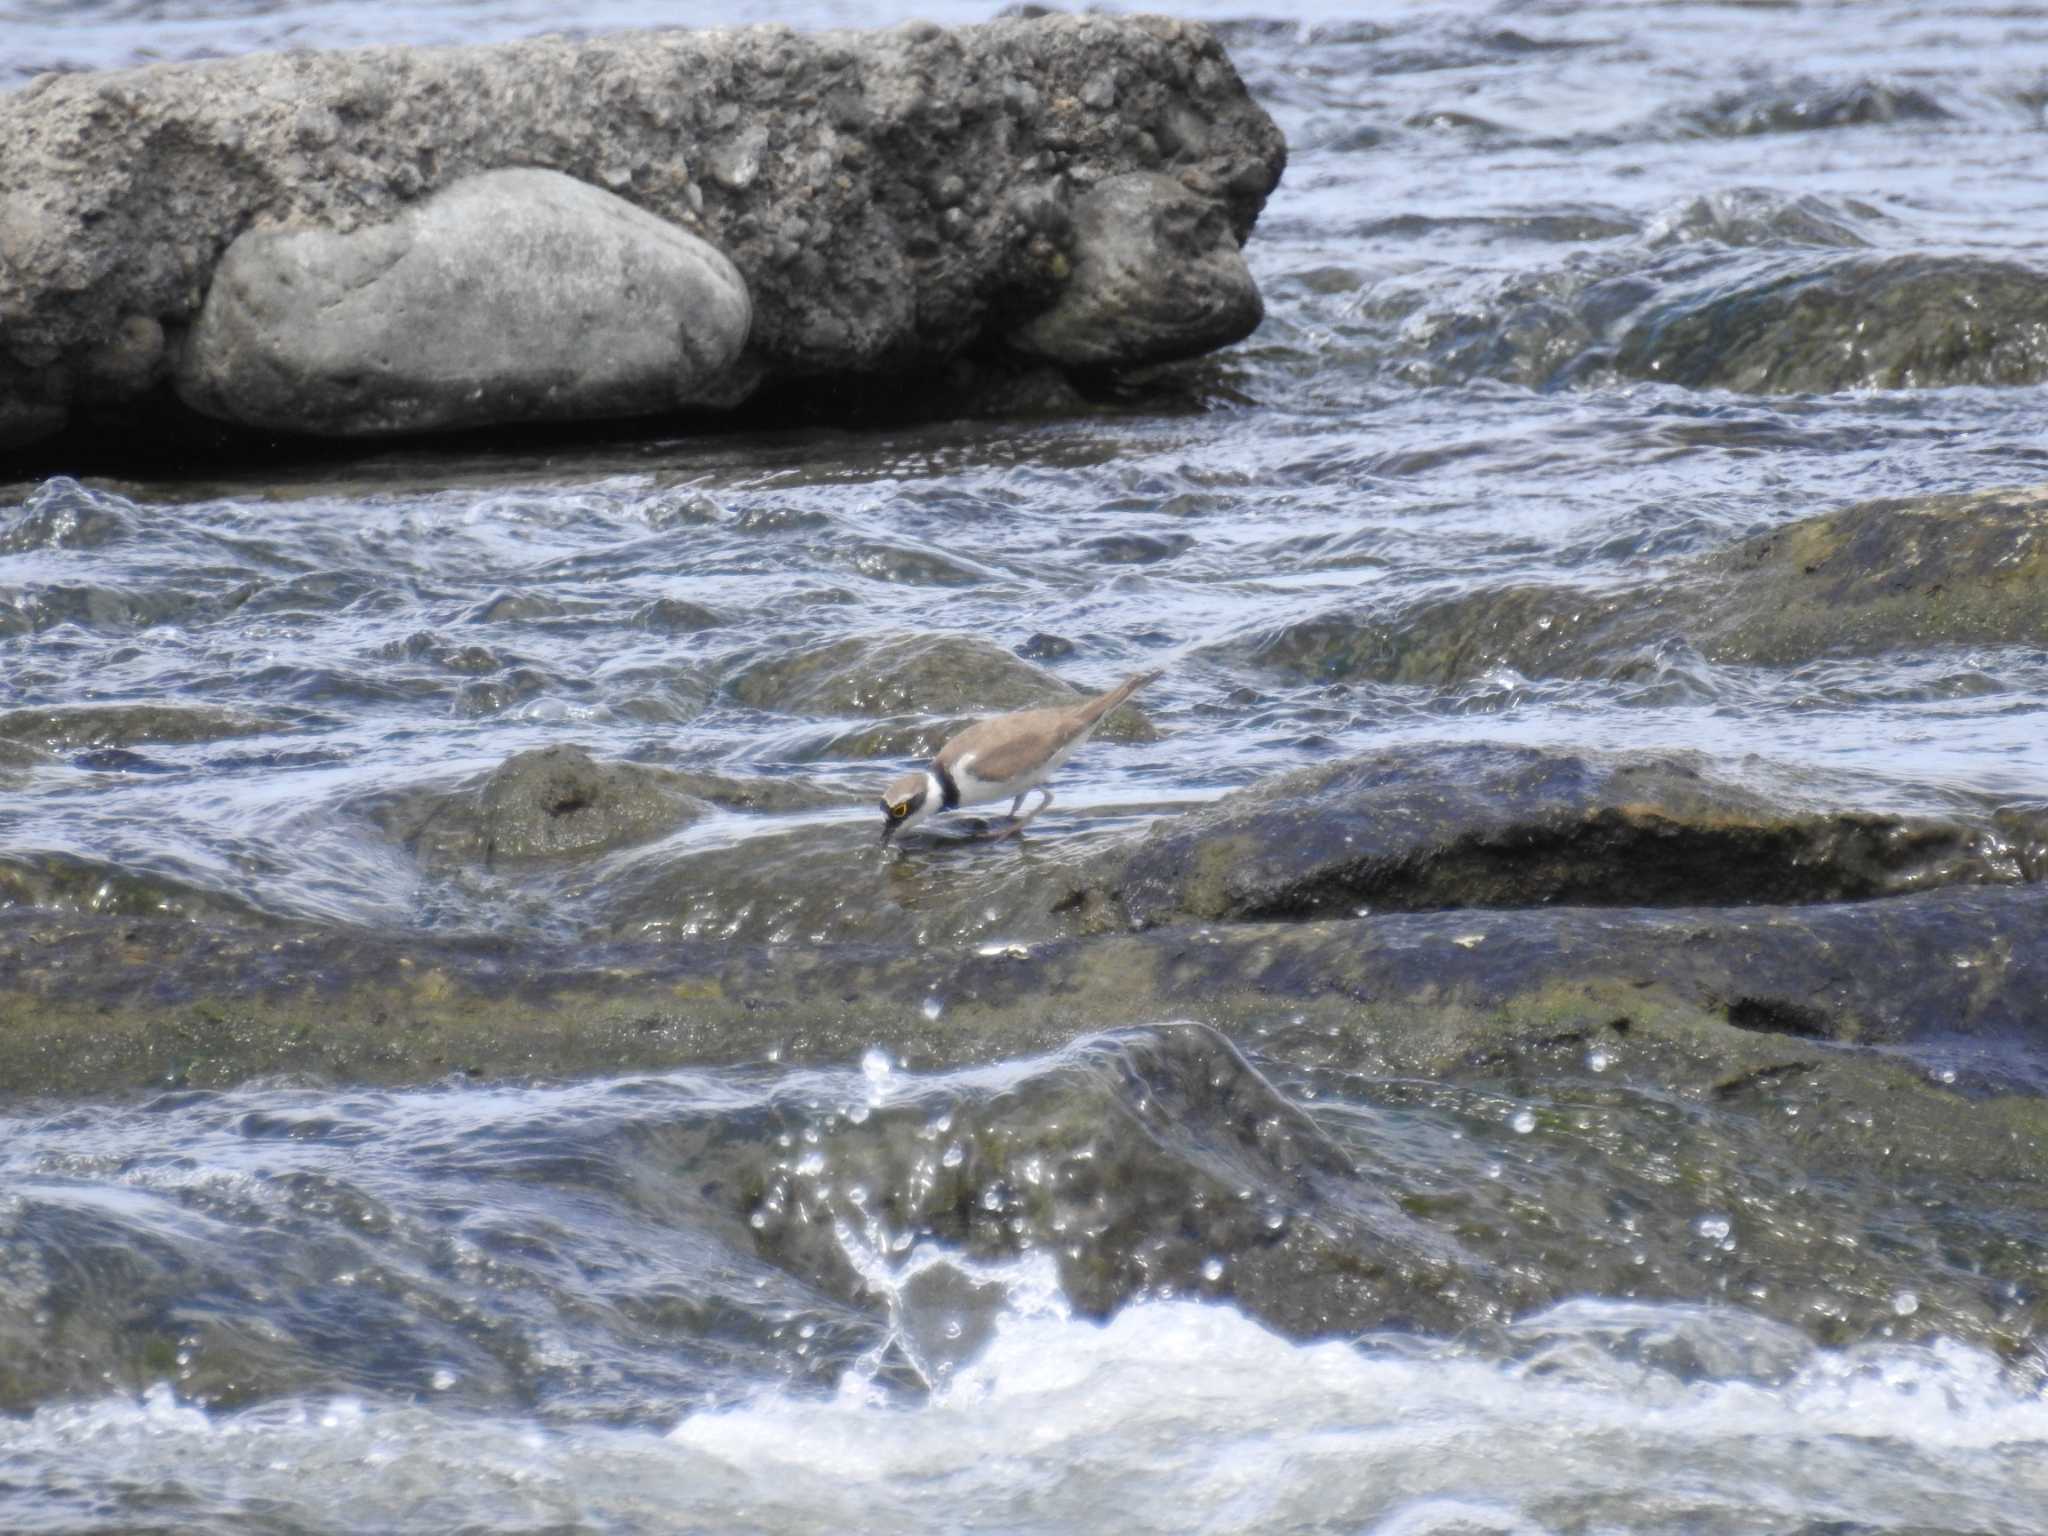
[3,735,2045,1099]
[0,15,1285,461]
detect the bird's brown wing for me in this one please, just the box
[936,705,1083,782]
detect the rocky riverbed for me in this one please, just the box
[4,1,2048,1532]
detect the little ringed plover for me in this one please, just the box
[879,669,1161,844]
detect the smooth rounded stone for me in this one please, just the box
[1615,253,2048,392]
[1111,742,2044,928]
[726,631,1160,741]
[176,169,751,437]
[1009,173,1264,367]
[1224,481,2048,682]
[365,744,706,870]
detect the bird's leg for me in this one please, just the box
[992,788,1054,842]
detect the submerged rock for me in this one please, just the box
[1699,482,2048,663]
[0,16,1285,457]
[0,702,279,750]
[1679,78,1953,137]
[177,169,751,437]
[367,744,705,870]
[1228,482,2048,682]
[1616,254,2048,392]
[728,631,1160,741]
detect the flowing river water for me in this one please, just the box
[5,0,2048,1531]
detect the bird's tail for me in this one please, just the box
[1075,668,1163,726]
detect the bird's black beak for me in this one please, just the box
[880,819,897,847]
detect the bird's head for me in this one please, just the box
[878,769,940,844]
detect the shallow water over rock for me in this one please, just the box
[5,0,2048,1531]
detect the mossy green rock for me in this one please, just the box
[1232,483,2048,683]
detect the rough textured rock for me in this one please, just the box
[1,884,2044,1099]
[176,168,751,436]
[1230,482,2048,682]
[1009,172,1262,367]
[0,16,1286,453]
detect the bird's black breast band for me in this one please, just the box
[932,759,962,810]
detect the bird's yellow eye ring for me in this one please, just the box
[890,803,908,818]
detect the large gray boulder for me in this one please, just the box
[0,16,1286,453]
[176,168,751,435]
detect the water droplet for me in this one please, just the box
[1695,1214,1732,1242]
[749,1211,767,1229]
[1202,1257,1225,1282]
[862,1046,893,1085]
[431,1368,457,1391]
[941,1142,965,1168]
[1585,1048,1610,1073]
[921,996,944,1022]
[1893,1290,1920,1316]
[1511,1109,1537,1135]
[980,1186,1004,1212]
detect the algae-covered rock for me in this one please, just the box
[1698,483,2048,663]
[728,632,1160,741]
[366,744,705,870]
[2,892,2045,1360]
[1115,742,2041,927]
[0,703,280,750]
[1615,254,2048,392]
[1228,482,2048,683]
[3,881,2043,1100]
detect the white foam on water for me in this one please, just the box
[5,1290,2044,1535]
